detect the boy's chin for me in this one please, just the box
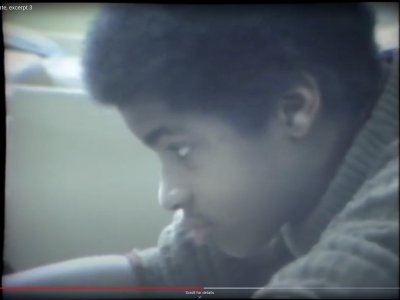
[213,232,273,258]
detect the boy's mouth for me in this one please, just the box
[180,214,212,245]
[189,226,210,245]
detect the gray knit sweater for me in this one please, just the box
[125,53,399,299]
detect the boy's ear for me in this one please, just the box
[277,73,321,140]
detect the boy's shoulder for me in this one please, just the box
[255,141,398,298]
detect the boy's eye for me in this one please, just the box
[177,146,191,158]
[167,145,191,160]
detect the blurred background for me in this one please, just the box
[2,3,399,273]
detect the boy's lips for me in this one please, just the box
[181,217,210,230]
[190,226,210,245]
[180,216,212,244]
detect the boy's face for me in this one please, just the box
[118,101,305,258]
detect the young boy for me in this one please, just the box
[3,4,398,299]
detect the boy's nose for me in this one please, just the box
[158,180,192,211]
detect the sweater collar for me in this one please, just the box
[281,52,399,258]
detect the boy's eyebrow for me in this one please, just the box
[143,126,186,147]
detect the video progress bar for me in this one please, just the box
[204,287,400,290]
